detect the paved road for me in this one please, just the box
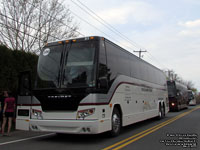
[0,105,199,150]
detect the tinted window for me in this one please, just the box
[105,40,166,86]
[36,45,63,88]
[105,41,130,85]
[98,40,107,78]
[129,55,141,79]
[63,41,96,87]
[167,81,176,97]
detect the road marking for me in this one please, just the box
[103,106,200,150]
[0,133,54,146]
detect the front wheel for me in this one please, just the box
[110,108,121,137]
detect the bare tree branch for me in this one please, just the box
[0,0,80,53]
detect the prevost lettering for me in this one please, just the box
[48,95,72,99]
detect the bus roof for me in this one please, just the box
[44,36,165,75]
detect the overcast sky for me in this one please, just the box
[66,0,200,91]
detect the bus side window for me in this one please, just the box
[98,40,107,78]
[98,40,108,89]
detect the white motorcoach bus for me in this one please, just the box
[17,36,168,136]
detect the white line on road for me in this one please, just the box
[0,133,55,146]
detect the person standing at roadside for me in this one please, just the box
[0,91,8,130]
[1,92,15,136]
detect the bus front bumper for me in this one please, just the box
[29,119,110,134]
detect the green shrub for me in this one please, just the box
[0,45,38,95]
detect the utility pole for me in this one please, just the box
[133,49,147,58]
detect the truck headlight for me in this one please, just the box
[77,108,95,119]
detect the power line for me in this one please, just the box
[0,22,39,42]
[69,2,141,53]
[25,1,85,37]
[69,8,138,52]
[145,52,169,70]
[71,0,143,50]
[0,13,61,41]
[0,23,39,40]
[25,0,139,54]
[71,0,156,59]
[1,0,170,70]
[71,0,171,71]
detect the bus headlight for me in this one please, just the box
[77,108,95,119]
[171,103,175,106]
[32,109,43,119]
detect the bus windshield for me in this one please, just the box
[188,91,194,100]
[36,45,63,88]
[63,41,96,88]
[167,81,176,97]
[36,41,96,89]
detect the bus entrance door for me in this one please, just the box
[16,71,32,131]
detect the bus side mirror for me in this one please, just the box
[99,77,108,89]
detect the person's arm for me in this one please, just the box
[14,100,16,111]
[3,101,7,115]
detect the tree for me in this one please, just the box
[185,80,194,90]
[165,69,196,90]
[0,0,80,53]
[0,45,38,94]
[165,69,181,81]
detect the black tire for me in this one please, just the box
[157,103,164,120]
[176,105,180,112]
[109,108,121,137]
[163,103,166,117]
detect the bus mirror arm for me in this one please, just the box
[19,70,32,96]
[99,77,108,89]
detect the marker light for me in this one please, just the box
[109,103,112,108]
[65,40,69,43]
[171,103,175,106]
[58,41,62,44]
[72,39,76,42]
[90,36,94,40]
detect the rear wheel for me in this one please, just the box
[162,103,165,117]
[110,108,121,137]
[158,103,165,119]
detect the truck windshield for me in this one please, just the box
[63,41,96,87]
